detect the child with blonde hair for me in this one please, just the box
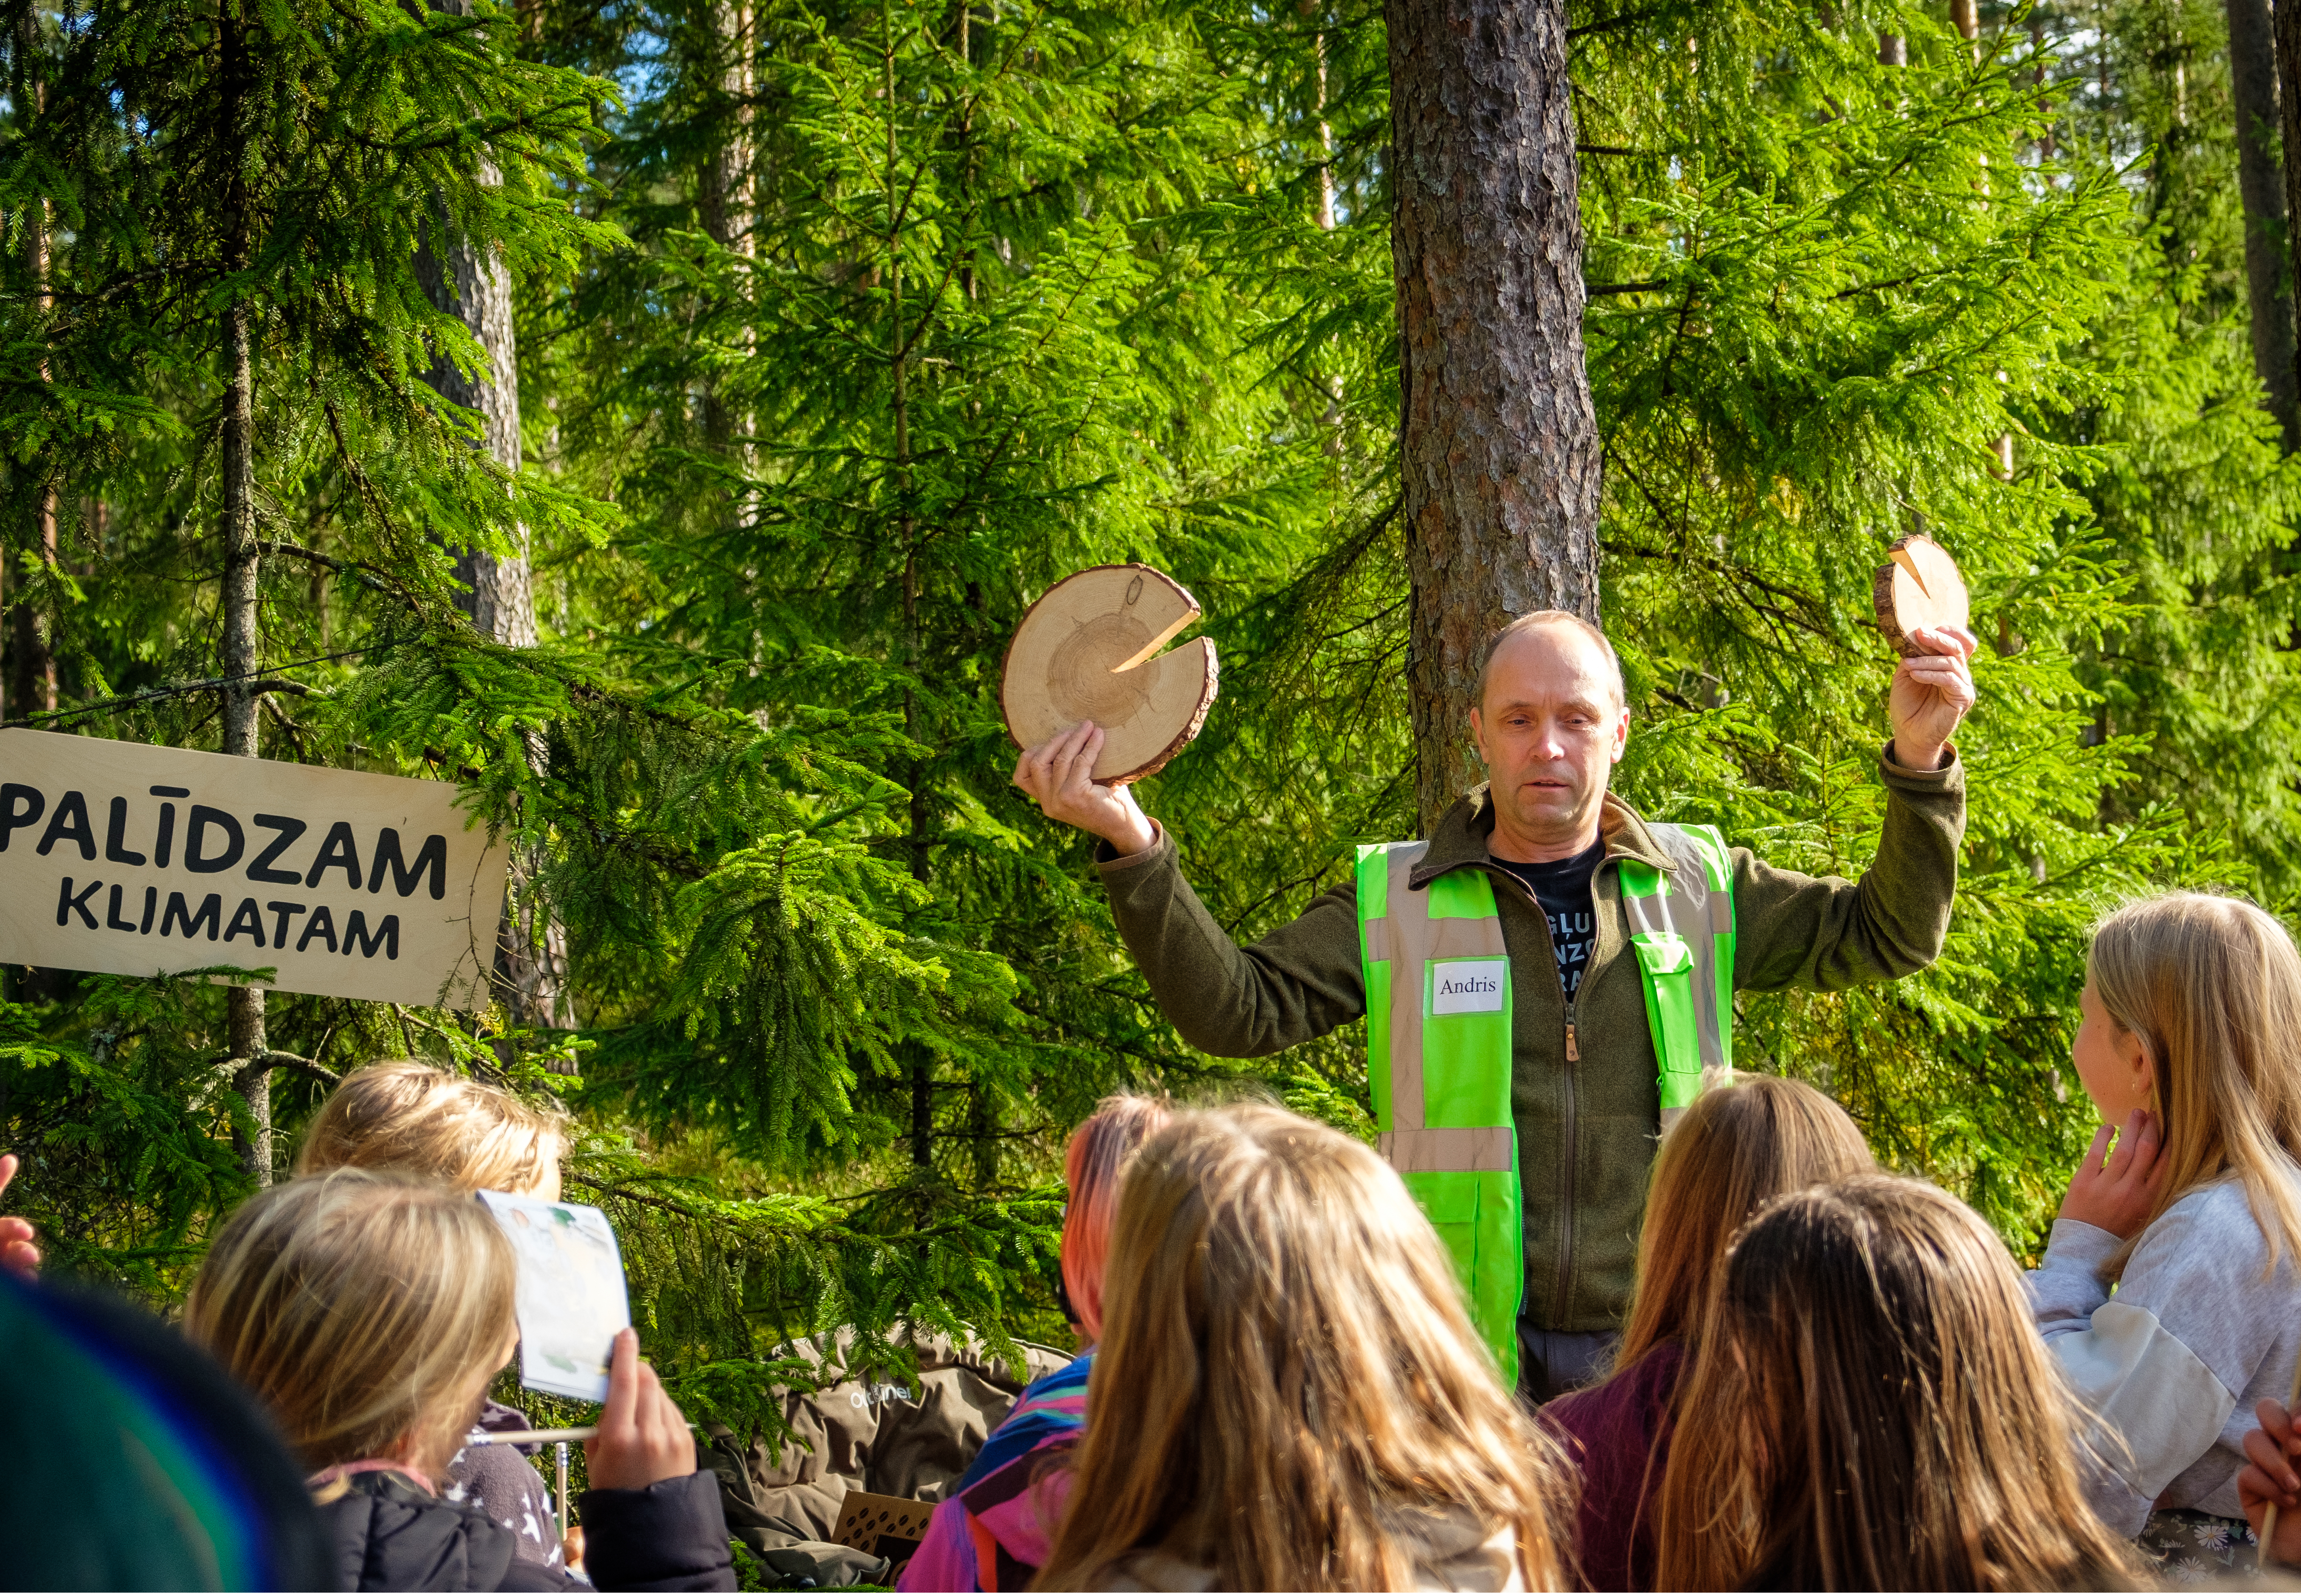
[186,1168,731,1592]
[1034,1103,1568,1592]
[298,1061,575,1571]
[1543,1075,1873,1589]
[1656,1176,2137,1589]
[298,1058,570,1197]
[2028,892,2301,1569]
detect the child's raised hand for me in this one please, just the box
[0,1153,41,1277]
[2239,1399,2301,1562]
[2057,1109,2167,1239]
[585,1328,697,1491]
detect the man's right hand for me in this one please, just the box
[1013,722,1158,856]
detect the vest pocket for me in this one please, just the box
[1631,935,1703,1110]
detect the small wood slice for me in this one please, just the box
[1000,563,1220,783]
[1873,534,1970,657]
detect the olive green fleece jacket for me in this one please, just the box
[1095,743,1965,1332]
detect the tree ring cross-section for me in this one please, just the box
[1000,564,1220,783]
[1873,534,1971,658]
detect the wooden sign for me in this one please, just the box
[0,730,508,1007]
[829,1489,934,1563]
[999,564,1219,782]
[1873,534,1970,657]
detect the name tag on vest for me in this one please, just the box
[1429,958,1508,1016]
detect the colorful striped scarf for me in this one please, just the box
[898,1349,1090,1592]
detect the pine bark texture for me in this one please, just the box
[2226,0,2301,451]
[1388,0,1602,833]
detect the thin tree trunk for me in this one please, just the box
[12,6,53,726]
[1388,0,1602,833]
[885,12,933,1171]
[2279,0,2301,387]
[220,0,270,1182]
[700,0,753,463]
[2229,0,2301,450]
[414,0,571,1044]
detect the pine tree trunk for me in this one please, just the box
[1388,0,1602,833]
[414,0,571,1043]
[2231,0,2301,450]
[220,0,270,1182]
[2230,0,2301,447]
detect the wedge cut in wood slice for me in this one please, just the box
[1873,534,1971,657]
[1001,563,1220,783]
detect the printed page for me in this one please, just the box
[476,1190,632,1402]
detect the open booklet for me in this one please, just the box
[475,1189,632,1403]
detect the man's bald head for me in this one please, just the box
[1476,612,1626,714]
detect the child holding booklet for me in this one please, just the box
[299,1060,574,1571]
[2027,892,2301,1572]
[186,1168,732,1593]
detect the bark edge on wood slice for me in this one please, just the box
[1000,563,1220,783]
[1872,535,1970,658]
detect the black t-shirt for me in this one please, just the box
[1490,838,1604,1003]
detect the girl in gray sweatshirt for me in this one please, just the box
[2028,892,2301,1577]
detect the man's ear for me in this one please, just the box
[1611,705,1631,763]
[1469,706,1488,763]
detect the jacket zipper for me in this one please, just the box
[1488,868,1580,1333]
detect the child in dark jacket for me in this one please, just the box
[186,1167,733,1593]
[298,1059,576,1573]
[1540,1076,1871,1591]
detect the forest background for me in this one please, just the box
[0,0,2296,1537]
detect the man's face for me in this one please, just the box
[1469,627,1631,851]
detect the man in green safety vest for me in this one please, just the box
[1013,610,1977,1400]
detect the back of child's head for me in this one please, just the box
[1614,1074,1873,1370]
[1655,1174,2135,1591]
[296,1059,569,1196]
[186,1168,515,1482]
[2090,891,2301,1266]
[1035,1102,1565,1592]
[1059,1093,1174,1341]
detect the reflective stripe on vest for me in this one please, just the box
[1619,822,1737,1132]
[1356,841,1522,1386]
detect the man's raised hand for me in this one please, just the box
[1889,623,1979,772]
[1013,722,1159,857]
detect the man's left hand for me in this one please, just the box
[1889,624,1978,771]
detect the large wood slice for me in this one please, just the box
[1001,564,1220,782]
[1873,534,1970,657]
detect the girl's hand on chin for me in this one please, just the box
[584,1328,697,1491]
[2057,1109,2168,1239]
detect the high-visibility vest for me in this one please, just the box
[1354,822,1737,1382]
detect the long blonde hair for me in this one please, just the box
[2088,892,2301,1277]
[1653,1176,2138,1591]
[1060,1093,1173,1342]
[185,1169,516,1481]
[1034,1104,1567,1591]
[297,1060,569,1195]
[1611,1074,1874,1373]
